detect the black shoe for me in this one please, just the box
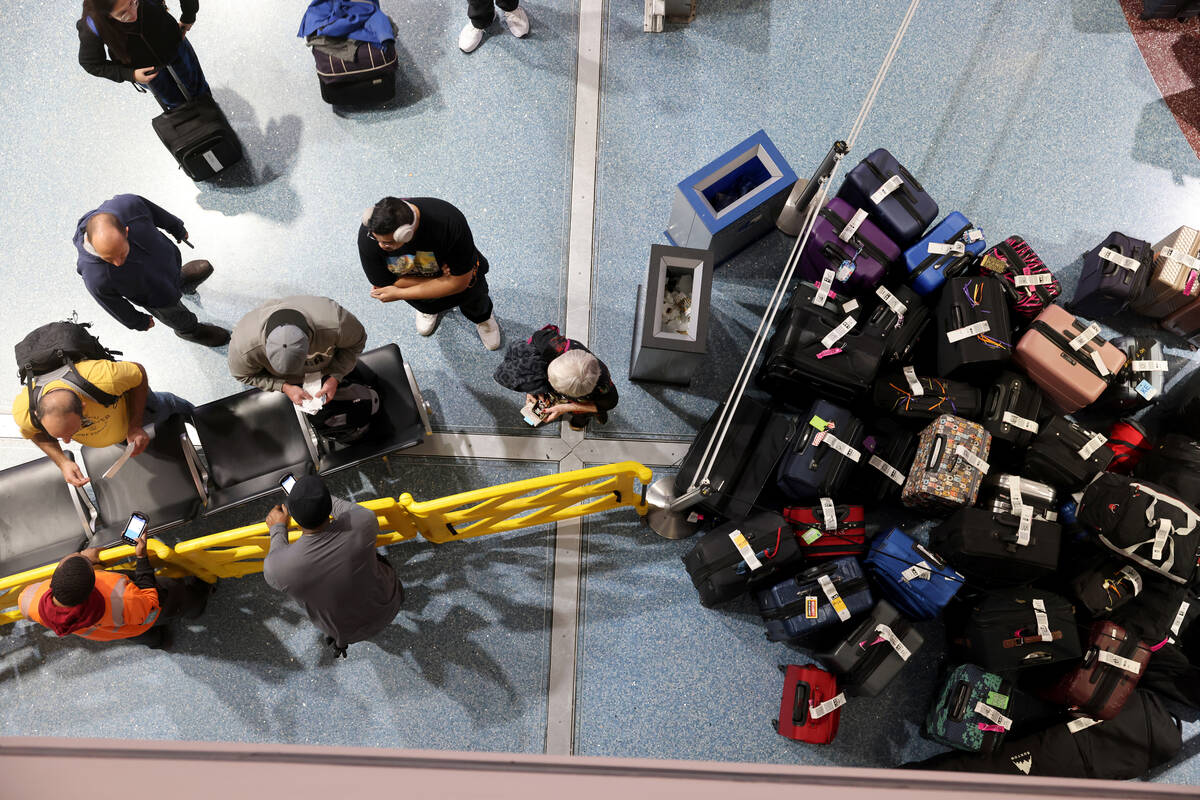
[139,627,171,650]
[176,323,231,347]
[179,259,214,294]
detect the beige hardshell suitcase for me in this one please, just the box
[1130,226,1200,318]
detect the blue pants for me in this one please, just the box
[147,39,210,110]
[143,391,195,427]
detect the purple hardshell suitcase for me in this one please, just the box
[799,198,900,297]
[837,148,939,248]
[1069,232,1153,319]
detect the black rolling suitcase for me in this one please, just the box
[314,40,398,105]
[681,512,802,606]
[151,65,243,181]
[850,420,917,505]
[860,284,930,365]
[872,368,981,421]
[1069,232,1153,318]
[1023,416,1113,491]
[775,400,864,501]
[949,587,1081,672]
[818,600,924,697]
[935,276,1013,379]
[980,371,1043,449]
[929,507,1061,588]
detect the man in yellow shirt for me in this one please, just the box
[11,359,193,487]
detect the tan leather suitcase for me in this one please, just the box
[1013,305,1128,413]
[1162,295,1200,343]
[1130,226,1200,318]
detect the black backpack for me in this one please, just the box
[13,319,122,433]
[310,380,381,444]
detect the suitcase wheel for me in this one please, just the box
[771,718,779,731]
[778,664,788,673]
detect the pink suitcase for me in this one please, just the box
[1162,296,1200,344]
[1013,305,1128,413]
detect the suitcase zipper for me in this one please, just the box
[818,207,890,265]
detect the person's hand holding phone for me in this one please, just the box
[134,530,149,558]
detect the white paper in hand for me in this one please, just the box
[300,372,326,415]
[101,441,137,479]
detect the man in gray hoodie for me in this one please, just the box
[228,295,367,406]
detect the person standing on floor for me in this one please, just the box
[358,196,502,350]
[77,0,210,110]
[493,324,618,430]
[75,194,229,347]
[459,0,529,53]
[263,475,405,659]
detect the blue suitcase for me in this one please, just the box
[776,399,864,501]
[905,213,987,296]
[865,527,964,619]
[837,148,940,248]
[756,556,874,642]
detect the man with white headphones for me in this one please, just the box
[358,196,501,351]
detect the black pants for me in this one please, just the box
[408,274,494,324]
[468,0,518,28]
[153,577,211,624]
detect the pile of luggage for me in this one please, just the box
[676,146,1200,779]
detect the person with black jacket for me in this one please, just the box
[493,324,618,430]
[77,0,209,110]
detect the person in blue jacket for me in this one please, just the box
[75,194,230,347]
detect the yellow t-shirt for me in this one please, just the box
[11,360,143,448]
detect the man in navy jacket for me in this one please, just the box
[74,194,229,347]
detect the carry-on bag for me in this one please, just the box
[673,396,798,521]
[1069,231,1153,318]
[923,663,1015,753]
[935,276,1013,379]
[782,502,867,561]
[1012,305,1127,413]
[798,198,901,297]
[150,64,243,181]
[859,284,930,364]
[1104,419,1151,474]
[929,507,1061,588]
[979,371,1044,450]
[903,212,986,295]
[774,664,843,744]
[775,400,864,501]
[314,40,398,105]
[681,512,803,607]
[864,526,964,619]
[1134,433,1200,508]
[1041,622,1151,720]
[901,414,992,513]
[1110,574,1195,645]
[950,587,1081,672]
[979,473,1057,521]
[979,236,1061,321]
[756,556,873,642]
[1102,336,1166,410]
[1070,557,1145,618]
[848,421,917,505]
[1077,473,1200,585]
[836,148,939,247]
[872,369,981,421]
[819,599,925,697]
[1023,416,1113,490]
[1130,225,1200,318]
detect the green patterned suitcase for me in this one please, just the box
[924,663,1013,752]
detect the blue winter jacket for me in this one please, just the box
[297,0,394,44]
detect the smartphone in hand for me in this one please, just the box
[279,473,296,494]
[121,512,149,546]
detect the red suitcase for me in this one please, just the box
[783,502,867,561]
[774,664,844,744]
[1012,305,1128,413]
[1043,622,1150,720]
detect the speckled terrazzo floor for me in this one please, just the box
[1,0,1200,785]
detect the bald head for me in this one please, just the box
[36,389,84,441]
[86,213,130,266]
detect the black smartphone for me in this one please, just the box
[122,512,149,546]
[279,473,296,494]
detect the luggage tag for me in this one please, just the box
[1096,650,1142,675]
[1077,433,1106,460]
[955,445,990,475]
[814,269,836,307]
[1066,716,1102,734]
[1015,507,1033,547]
[1170,599,1191,642]
[801,528,824,545]
[805,596,820,618]
[1068,322,1101,351]
[1089,350,1110,377]
[979,253,1006,274]
[903,365,924,396]
[927,241,966,257]
[986,691,1010,710]
[964,228,984,243]
[728,529,763,571]
[836,245,862,283]
[819,497,838,530]
[1160,246,1200,272]
[1153,518,1172,561]
[817,574,851,621]
[1001,411,1038,434]
[870,174,903,204]
[1118,565,1144,597]
[868,455,906,486]
[873,623,912,660]
[901,561,932,582]
[974,701,1013,730]
[1013,272,1053,288]
[822,432,862,463]
[1135,379,1157,401]
[809,415,831,447]
[822,315,857,350]
[1131,359,1168,373]
[946,320,990,343]
[1031,598,1053,641]
[808,692,847,719]
[1099,247,1141,272]
[841,298,860,314]
[838,208,868,242]
[1006,475,1025,509]
[875,285,908,323]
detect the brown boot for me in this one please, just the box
[176,323,231,347]
[180,259,214,294]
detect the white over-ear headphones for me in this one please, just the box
[362,199,417,245]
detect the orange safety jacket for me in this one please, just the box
[18,569,160,641]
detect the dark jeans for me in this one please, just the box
[409,274,494,324]
[143,391,196,426]
[146,39,211,110]
[468,0,518,28]
[145,300,200,334]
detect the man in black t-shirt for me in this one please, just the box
[358,197,501,350]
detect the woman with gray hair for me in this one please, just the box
[493,324,619,430]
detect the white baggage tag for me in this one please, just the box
[903,365,924,396]
[808,692,847,719]
[927,241,966,257]
[1001,411,1038,434]
[1007,475,1025,510]
[1118,565,1144,596]
[1016,507,1033,547]
[841,298,860,314]
[1161,246,1200,272]
[974,701,1013,730]
[814,269,835,307]
[1132,359,1168,372]
[1099,247,1141,272]
[1153,518,1172,561]
[820,497,838,530]
[1097,650,1142,675]
[874,623,912,660]
[901,561,932,582]
[817,574,851,621]
[1067,716,1102,734]
[870,175,903,204]
[869,455,906,486]
[876,285,908,317]
[822,432,862,463]
[839,208,869,242]
[822,316,857,349]
[1031,598,1052,641]
[946,320,990,343]
[1078,434,1106,460]
[1068,322,1101,350]
[1136,379,1157,401]
[1013,272,1053,287]
[955,445,990,475]
[728,530,762,571]
[964,228,984,243]
[1089,350,1111,377]
[1171,599,1190,638]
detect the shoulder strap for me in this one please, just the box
[26,362,121,433]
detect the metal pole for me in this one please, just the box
[777,140,849,236]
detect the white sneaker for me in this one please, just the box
[476,315,502,350]
[503,7,530,38]
[415,311,441,336]
[458,20,486,53]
